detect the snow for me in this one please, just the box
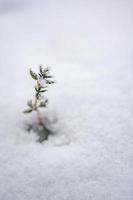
[0,0,133,199]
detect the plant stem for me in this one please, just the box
[37,109,43,125]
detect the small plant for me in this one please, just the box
[24,66,55,142]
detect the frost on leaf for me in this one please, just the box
[24,65,55,142]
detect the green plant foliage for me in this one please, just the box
[24,65,55,142]
[23,109,33,113]
[29,69,38,80]
[24,66,54,113]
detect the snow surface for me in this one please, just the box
[0,0,133,199]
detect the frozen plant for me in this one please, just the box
[24,66,55,142]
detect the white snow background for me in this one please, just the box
[0,0,133,199]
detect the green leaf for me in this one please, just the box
[45,75,52,78]
[23,109,33,113]
[29,69,38,80]
[43,67,50,73]
[46,80,55,84]
[40,89,47,93]
[35,86,38,92]
[36,92,41,99]
[39,66,43,74]
[39,103,46,107]
[35,86,40,92]
[39,99,48,107]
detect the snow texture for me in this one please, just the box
[0,0,133,199]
